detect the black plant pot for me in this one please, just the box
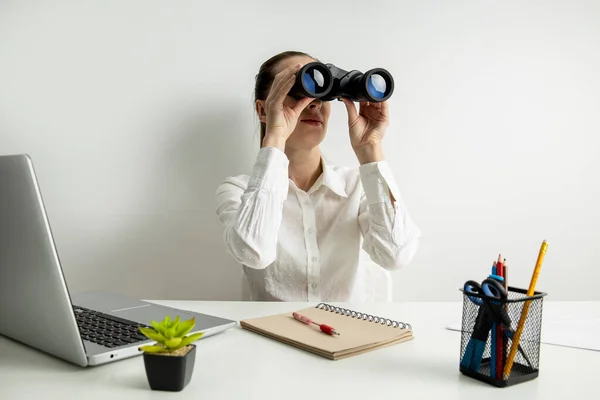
[143,344,196,391]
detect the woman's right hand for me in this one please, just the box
[262,63,315,149]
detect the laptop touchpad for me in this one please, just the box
[113,305,195,324]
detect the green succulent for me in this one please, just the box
[138,315,203,354]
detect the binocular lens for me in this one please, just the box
[302,68,326,96]
[361,69,394,102]
[367,73,388,100]
[289,62,333,99]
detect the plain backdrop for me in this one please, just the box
[1,0,598,302]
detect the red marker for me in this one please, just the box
[292,312,340,336]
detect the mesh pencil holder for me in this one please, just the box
[458,285,547,388]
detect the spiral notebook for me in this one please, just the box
[240,303,413,360]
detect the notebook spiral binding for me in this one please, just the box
[316,303,412,330]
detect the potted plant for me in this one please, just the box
[138,315,204,391]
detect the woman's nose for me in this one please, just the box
[308,100,322,109]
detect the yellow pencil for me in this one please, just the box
[503,240,548,379]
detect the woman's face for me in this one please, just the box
[265,55,332,151]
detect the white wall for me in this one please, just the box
[1,0,598,302]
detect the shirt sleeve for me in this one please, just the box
[215,146,289,269]
[357,160,421,270]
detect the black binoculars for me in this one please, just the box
[289,61,394,102]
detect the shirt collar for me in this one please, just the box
[308,155,348,198]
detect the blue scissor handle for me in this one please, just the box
[480,278,506,300]
[463,280,484,305]
[463,278,507,306]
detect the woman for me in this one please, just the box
[215,50,421,302]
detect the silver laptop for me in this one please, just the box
[0,154,237,367]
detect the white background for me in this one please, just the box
[1,0,598,302]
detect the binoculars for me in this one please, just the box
[289,61,394,102]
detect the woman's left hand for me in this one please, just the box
[340,98,389,164]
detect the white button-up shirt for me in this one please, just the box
[215,146,421,302]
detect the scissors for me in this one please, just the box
[460,278,532,373]
[460,278,504,372]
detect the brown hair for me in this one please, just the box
[254,50,314,145]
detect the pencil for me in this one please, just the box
[503,258,507,291]
[497,254,503,276]
[503,240,548,379]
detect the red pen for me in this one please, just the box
[292,312,340,336]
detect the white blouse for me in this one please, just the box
[215,146,421,302]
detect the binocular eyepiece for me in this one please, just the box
[289,61,394,103]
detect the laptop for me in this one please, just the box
[0,154,237,367]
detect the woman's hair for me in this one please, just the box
[254,50,314,145]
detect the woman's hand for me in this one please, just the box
[261,64,314,150]
[341,98,389,164]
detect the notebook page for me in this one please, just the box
[240,306,411,354]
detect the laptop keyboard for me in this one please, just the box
[73,305,151,348]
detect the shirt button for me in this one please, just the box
[311,283,317,289]
[307,228,313,234]
[311,256,317,262]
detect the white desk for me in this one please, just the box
[0,301,598,399]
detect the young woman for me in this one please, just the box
[215,51,421,302]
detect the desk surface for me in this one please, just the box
[0,301,598,399]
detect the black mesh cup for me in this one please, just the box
[459,285,547,387]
